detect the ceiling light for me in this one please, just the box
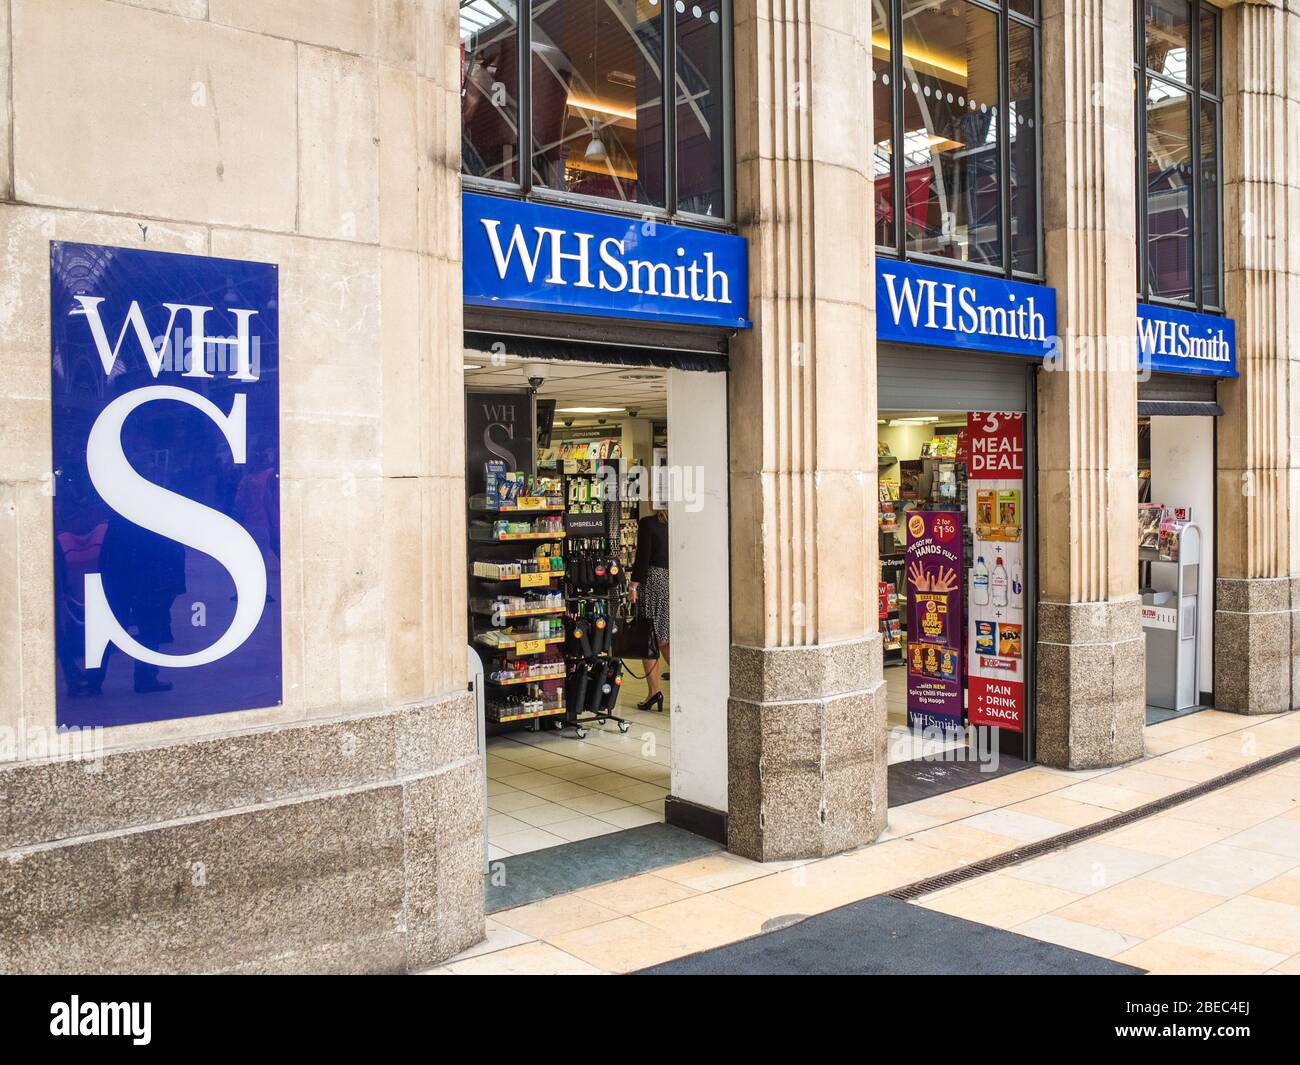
[463,363,482,370]
[567,95,637,122]
[584,133,608,163]
[558,406,625,414]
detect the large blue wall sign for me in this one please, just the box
[51,242,281,729]
[876,259,1057,359]
[1137,302,1237,378]
[462,192,750,329]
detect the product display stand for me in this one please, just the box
[560,458,630,738]
[467,477,569,731]
[1140,519,1202,711]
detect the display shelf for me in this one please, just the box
[470,531,566,543]
[470,604,564,618]
[470,503,565,514]
[486,704,566,724]
[471,571,566,585]
[475,633,564,652]
[487,669,567,686]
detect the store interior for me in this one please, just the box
[464,356,681,860]
[878,408,1028,762]
[1138,414,1215,719]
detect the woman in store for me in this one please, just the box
[629,507,669,712]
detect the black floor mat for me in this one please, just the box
[485,822,721,913]
[889,751,1032,806]
[636,895,1145,975]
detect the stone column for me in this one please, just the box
[1034,0,1145,768]
[1215,0,1300,713]
[727,1,886,861]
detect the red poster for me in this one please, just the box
[969,676,1025,730]
[967,411,1024,480]
[966,412,1026,733]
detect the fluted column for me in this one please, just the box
[726,1,885,860]
[1034,0,1145,767]
[1215,0,1300,712]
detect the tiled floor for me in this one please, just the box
[433,706,1300,974]
[486,672,671,857]
[915,759,1300,973]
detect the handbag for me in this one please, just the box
[614,597,659,660]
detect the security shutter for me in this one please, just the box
[877,343,1033,412]
[1138,372,1222,416]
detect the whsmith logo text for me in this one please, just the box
[880,269,1049,344]
[479,219,732,305]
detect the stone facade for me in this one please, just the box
[725,0,887,860]
[0,0,482,972]
[1215,0,1300,714]
[1033,0,1146,768]
[0,0,1295,972]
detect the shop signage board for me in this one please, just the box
[876,259,1057,359]
[462,192,751,330]
[50,242,281,729]
[966,412,1026,732]
[905,510,964,732]
[1137,303,1236,378]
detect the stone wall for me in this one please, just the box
[0,0,482,972]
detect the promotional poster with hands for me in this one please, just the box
[902,413,1027,735]
[905,511,964,731]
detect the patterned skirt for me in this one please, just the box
[639,565,670,647]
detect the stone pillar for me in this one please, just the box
[727,1,886,861]
[1034,0,1145,768]
[1215,0,1300,713]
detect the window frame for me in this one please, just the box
[874,0,1045,282]
[459,0,736,231]
[1134,0,1224,313]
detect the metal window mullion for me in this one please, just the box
[722,0,735,222]
[892,0,906,257]
[1135,7,1148,302]
[1189,1,1201,309]
[1032,23,1043,277]
[998,7,1011,275]
[665,2,678,216]
[520,1,534,195]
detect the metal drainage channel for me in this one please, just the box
[888,742,1300,903]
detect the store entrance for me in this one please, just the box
[464,352,729,865]
[1137,413,1215,722]
[878,406,1032,775]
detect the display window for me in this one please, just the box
[872,0,1041,278]
[1135,0,1222,310]
[878,405,1032,767]
[460,0,733,223]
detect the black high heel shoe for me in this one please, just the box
[636,692,665,713]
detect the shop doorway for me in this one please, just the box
[463,352,729,869]
[877,400,1034,795]
[1138,413,1215,723]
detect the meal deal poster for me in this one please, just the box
[967,412,1025,731]
[905,511,963,732]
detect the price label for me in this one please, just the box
[517,496,545,509]
[514,639,545,656]
[520,572,551,588]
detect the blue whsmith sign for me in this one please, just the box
[462,192,750,330]
[1137,302,1237,377]
[875,258,1057,359]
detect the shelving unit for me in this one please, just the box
[466,476,570,728]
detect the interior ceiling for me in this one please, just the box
[463,353,669,420]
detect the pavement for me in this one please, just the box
[425,708,1300,975]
